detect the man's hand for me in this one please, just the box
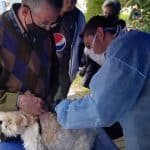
[18,95,45,115]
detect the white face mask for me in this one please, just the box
[84,47,106,66]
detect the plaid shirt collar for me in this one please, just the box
[8,3,26,36]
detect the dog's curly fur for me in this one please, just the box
[0,111,96,150]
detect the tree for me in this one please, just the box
[85,0,104,21]
[86,0,150,32]
[127,0,150,31]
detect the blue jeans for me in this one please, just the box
[92,128,119,150]
[0,139,24,150]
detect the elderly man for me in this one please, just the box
[0,0,62,149]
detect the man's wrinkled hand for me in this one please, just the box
[18,95,45,115]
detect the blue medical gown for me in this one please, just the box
[56,31,150,150]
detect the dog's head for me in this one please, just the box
[0,111,31,138]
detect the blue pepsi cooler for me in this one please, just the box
[0,138,25,150]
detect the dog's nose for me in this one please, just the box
[0,121,2,125]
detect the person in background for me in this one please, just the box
[102,0,126,28]
[7,0,21,10]
[0,0,21,13]
[52,0,86,103]
[0,1,7,14]
[55,15,150,150]
[0,0,62,149]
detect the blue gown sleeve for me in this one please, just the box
[55,55,146,129]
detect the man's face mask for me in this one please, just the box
[85,47,106,66]
[85,33,106,65]
[25,11,50,43]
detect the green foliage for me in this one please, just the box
[85,0,104,21]
[127,0,150,32]
[85,0,128,21]
[86,0,150,32]
[127,0,147,6]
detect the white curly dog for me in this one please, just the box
[0,111,96,150]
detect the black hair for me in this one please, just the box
[49,0,63,10]
[107,16,126,29]
[82,15,124,37]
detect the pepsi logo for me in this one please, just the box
[54,33,66,52]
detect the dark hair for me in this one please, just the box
[82,15,124,37]
[107,16,126,29]
[102,0,121,17]
[49,0,63,10]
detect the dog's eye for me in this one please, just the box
[0,121,2,125]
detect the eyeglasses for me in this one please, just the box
[30,11,51,30]
[23,4,51,30]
